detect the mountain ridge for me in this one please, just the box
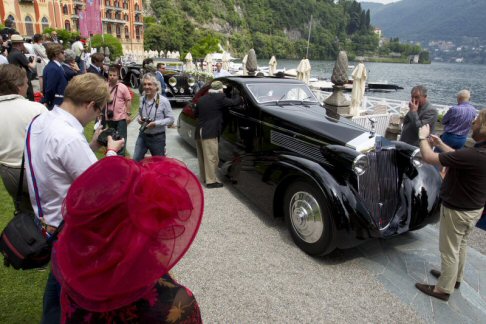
[361,0,486,43]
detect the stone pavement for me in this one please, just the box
[125,108,486,323]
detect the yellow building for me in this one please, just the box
[1,0,143,52]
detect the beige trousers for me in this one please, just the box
[196,130,219,185]
[437,205,483,293]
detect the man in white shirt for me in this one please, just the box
[71,36,85,73]
[0,64,47,211]
[25,73,124,324]
[213,62,231,78]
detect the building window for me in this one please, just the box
[124,26,129,38]
[107,24,112,34]
[65,20,71,32]
[135,3,139,11]
[123,0,128,9]
[116,25,121,38]
[25,16,34,36]
[106,11,111,19]
[41,17,49,31]
[105,0,110,6]
[124,14,128,21]
[135,26,140,39]
[63,4,69,15]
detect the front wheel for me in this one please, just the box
[284,180,334,256]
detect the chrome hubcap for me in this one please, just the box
[289,191,323,243]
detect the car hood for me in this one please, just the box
[261,103,376,152]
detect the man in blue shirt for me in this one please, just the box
[155,63,167,96]
[441,89,478,149]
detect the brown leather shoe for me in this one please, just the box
[415,283,450,301]
[430,269,460,289]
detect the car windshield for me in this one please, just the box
[246,83,318,104]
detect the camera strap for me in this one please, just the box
[140,93,159,121]
[105,84,120,118]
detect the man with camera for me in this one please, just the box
[25,73,124,323]
[105,66,132,156]
[133,73,174,161]
[7,34,35,101]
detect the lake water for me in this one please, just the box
[256,59,486,108]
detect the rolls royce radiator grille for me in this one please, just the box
[358,150,400,230]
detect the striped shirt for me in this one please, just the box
[442,102,478,136]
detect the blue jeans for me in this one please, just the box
[133,132,166,161]
[41,271,61,324]
[441,132,467,150]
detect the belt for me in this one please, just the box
[143,131,165,137]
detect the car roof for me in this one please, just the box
[218,76,306,87]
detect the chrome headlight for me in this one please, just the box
[168,77,177,87]
[352,154,369,176]
[188,77,195,87]
[410,148,423,168]
[173,88,179,93]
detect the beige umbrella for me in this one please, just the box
[221,52,230,71]
[268,55,277,76]
[184,52,194,71]
[204,53,213,74]
[296,59,311,84]
[350,61,367,116]
[242,54,248,75]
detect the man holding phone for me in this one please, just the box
[400,85,438,147]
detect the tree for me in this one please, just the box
[190,34,222,59]
[91,34,123,60]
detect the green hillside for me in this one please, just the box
[362,0,486,43]
[144,0,379,60]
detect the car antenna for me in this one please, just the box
[276,93,286,106]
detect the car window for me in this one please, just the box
[246,83,318,104]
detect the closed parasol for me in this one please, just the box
[221,52,231,71]
[350,61,367,116]
[184,52,194,71]
[204,53,213,74]
[296,59,311,84]
[268,56,277,76]
[242,54,248,75]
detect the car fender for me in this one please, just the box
[267,154,373,248]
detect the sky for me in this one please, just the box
[356,0,400,4]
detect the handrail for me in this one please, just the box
[312,90,450,116]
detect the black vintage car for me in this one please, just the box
[177,76,442,256]
[120,58,203,105]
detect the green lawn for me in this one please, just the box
[0,93,139,322]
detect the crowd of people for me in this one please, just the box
[1,22,486,321]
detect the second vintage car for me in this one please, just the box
[120,58,205,105]
[178,76,442,256]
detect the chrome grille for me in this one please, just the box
[271,131,325,163]
[358,149,400,230]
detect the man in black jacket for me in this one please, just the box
[195,81,241,188]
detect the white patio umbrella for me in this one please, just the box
[221,52,230,71]
[350,61,368,116]
[184,52,195,71]
[204,53,213,74]
[268,55,277,76]
[296,58,311,84]
[242,54,248,75]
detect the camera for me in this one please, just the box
[139,117,153,133]
[97,128,121,146]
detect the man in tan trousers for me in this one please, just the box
[195,81,241,188]
[415,109,486,301]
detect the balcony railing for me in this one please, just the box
[19,0,34,3]
[134,21,143,26]
[102,18,126,24]
[73,0,84,6]
[71,14,79,19]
